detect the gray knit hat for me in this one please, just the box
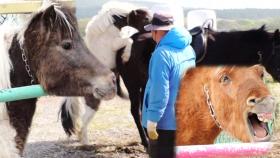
[144,12,174,31]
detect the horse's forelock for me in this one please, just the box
[0,23,14,90]
[18,4,75,46]
[53,7,74,37]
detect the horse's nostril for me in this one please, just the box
[247,97,258,106]
[249,99,256,103]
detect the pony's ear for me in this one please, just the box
[128,10,137,23]
[259,25,266,30]
[273,29,280,46]
[274,29,279,35]
[132,10,137,16]
[42,5,57,28]
[251,64,264,76]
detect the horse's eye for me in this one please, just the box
[220,75,231,84]
[62,42,72,50]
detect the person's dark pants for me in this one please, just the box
[144,128,175,158]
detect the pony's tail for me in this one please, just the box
[60,97,81,136]
[116,73,128,99]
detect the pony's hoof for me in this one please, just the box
[81,139,90,145]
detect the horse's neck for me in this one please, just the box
[8,36,35,88]
[107,25,122,36]
[204,33,263,65]
[176,69,221,145]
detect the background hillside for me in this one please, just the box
[77,1,280,34]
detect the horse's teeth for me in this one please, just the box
[263,119,269,123]
[257,116,264,122]
[257,113,272,122]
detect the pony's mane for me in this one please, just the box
[17,1,74,46]
[209,26,271,43]
[0,22,15,90]
[85,1,138,37]
[0,21,16,120]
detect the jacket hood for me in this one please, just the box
[158,27,192,49]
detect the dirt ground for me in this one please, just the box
[23,96,148,158]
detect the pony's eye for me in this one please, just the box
[220,75,231,84]
[62,42,72,50]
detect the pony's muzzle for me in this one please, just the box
[247,96,275,122]
[91,72,117,100]
[247,96,275,110]
[246,96,275,142]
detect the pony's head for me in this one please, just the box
[262,28,280,82]
[18,4,116,99]
[127,9,152,33]
[208,65,275,142]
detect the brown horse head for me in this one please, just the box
[19,4,116,100]
[127,9,152,33]
[176,65,275,145]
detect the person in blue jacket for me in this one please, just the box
[142,12,196,158]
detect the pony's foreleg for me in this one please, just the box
[0,103,20,158]
[78,95,100,145]
[6,99,37,156]
[78,105,96,145]
[128,87,148,147]
[113,37,133,63]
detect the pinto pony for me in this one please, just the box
[176,65,275,145]
[0,3,116,157]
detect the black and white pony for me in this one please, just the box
[0,2,116,157]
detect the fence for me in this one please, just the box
[0,0,75,14]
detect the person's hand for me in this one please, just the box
[147,120,158,140]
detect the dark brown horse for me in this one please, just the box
[0,3,116,157]
[176,65,275,145]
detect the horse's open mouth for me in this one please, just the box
[247,112,272,142]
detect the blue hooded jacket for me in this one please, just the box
[142,27,196,130]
